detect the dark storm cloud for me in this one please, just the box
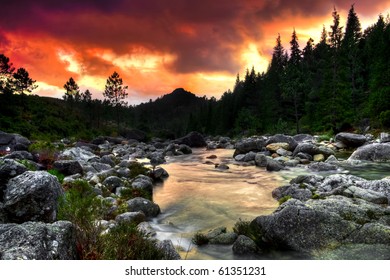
[0,0,388,75]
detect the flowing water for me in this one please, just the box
[149,148,390,260]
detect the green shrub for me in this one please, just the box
[278,195,292,205]
[17,159,37,171]
[128,162,149,179]
[192,232,209,246]
[119,186,152,201]
[311,193,321,199]
[233,218,252,236]
[48,169,65,183]
[99,222,165,260]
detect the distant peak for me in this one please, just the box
[171,88,191,95]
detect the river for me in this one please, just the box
[150,148,390,260]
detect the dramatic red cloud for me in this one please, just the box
[0,0,389,103]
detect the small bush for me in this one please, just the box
[278,195,292,205]
[233,218,252,236]
[17,159,37,171]
[48,169,65,183]
[99,222,165,260]
[192,232,209,246]
[119,187,152,201]
[128,162,149,179]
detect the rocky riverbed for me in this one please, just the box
[0,130,389,259]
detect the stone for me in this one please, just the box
[126,197,160,217]
[243,151,257,162]
[174,131,206,148]
[233,137,265,157]
[52,160,83,176]
[215,163,229,170]
[209,232,238,245]
[102,176,125,193]
[100,155,116,167]
[2,171,63,223]
[266,159,284,172]
[254,153,268,167]
[0,221,77,260]
[0,159,28,187]
[178,144,192,154]
[0,131,31,152]
[276,148,292,157]
[205,227,226,239]
[272,185,313,201]
[266,142,290,152]
[308,162,338,172]
[343,186,388,204]
[232,235,258,255]
[75,141,99,151]
[335,132,367,148]
[136,222,156,237]
[156,240,181,260]
[266,134,298,151]
[293,143,320,156]
[325,155,339,164]
[115,211,145,224]
[131,175,154,194]
[313,154,325,162]
[3,151,34,161]
[60,147,99,162]
[348,143,390,162]
[293,134,314,143]
[149,167,169,181]
[91,162,112,173]
[149,152,166,166]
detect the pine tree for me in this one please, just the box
[103,71,128,129]
[12,68,38,95]
[63,77,80,102]
[0,54,15,94]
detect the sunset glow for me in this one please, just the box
[1,0,389,104]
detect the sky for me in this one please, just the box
[0,0,389,104]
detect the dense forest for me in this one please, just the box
[0,6,389,140]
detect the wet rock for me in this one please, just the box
[75,141,99,151]
[313,154,325,162]
[205,227,226,239]
[294,152,313,161]
[100,155,116,167]
[126,197,160,217]
[52,160,83,176]
[266,143,290,152]
[1,171,63,223]
[293,134,314,143]
[174,131,206,148]
[266,134,298,151]
[234,137,265,157]
[156,240,181,260]
[115,211,145,224]
[210,232,238,245]
[272,185,313,201]
[266,159,284,172]
[0,221,77,260]
[149,152,166,166]
[343,186,388,204]
[348,143,390,162]
[232,235,258,255]
[243,151,256,162]
[91,162,112,173]
[293,143,320,156]
[215,163,229,170]
[178,144,192,154]
[335,132,367,148]
[137,222,156,237]
[276,148,292,157]
[308,162,338,172]
[149,167,169,181]
[254,153,268,167]
[325,155,339,164]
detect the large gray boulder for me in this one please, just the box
[0,131,31,152]
[232,235,258,255]
[53,160,83,176]
[251,196,390,254]
[348,143,390,162]
[60,147,99,162]
[174,131,206,148]
[1,171,63,223]
[131,175,153,194]
[234,138,265,157]
[156,240,181,260]
[335,132,367,148]
[0,221,77,260]
[126,197,160,217]
[293,143,320,156]
[266,134,298,151]
[0,159,28,187]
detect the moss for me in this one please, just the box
[128,162,149,179]
[311,193,321,199]
[48,169,65,183]
[233,218,252,236]
[17,159,37,171]
[278,195,292,205]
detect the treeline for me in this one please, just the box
[1,6,389,140]
[193,6,390,136]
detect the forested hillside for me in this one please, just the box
[1,6,389,140]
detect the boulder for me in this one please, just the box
[308,162,338,172]
[3,151,34,161]
[131,175,153,194]
[272,185,313,201]
[100,155,116,167]
[266,134,298,151]
[266,159,285,172]
[120,129,147,142]
[266,143,290,152]
[0,131,31,152]
[149,167,169,181]
[0,159,28,188]
[1,171,63,223]
[210,232,238,245]
[74,141,99,151]
[102,176,125,193]
[335,132,367,148]
[136,222,156,237]
[348,143,390,162]
[174,131,206,148]
[293,134,314,143]
[234,138,265,157]
[343,186,388,204]
[254,153,268,167]
[115,211,145,224]
[126,197,160,217]
[156,240,181,260]
[52,160,83,176]
[313,154,325,162]
[293,143,320,156]
[0,221,77,260]
[60,147,99,162]
[232,235,258,255]
[178,144,192,154]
